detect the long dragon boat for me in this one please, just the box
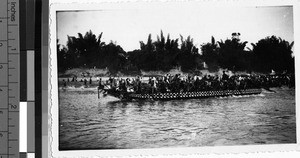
[103,88,262,100]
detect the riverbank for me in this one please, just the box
[58,68,186,88]
[58,68,251,85]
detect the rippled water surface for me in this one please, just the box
[59,88,296,150]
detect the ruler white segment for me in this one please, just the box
[19,102,27,152]
[27,153,35,158]
[27,50,35,101]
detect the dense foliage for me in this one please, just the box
[201,33,294,73]
[57,31,294,74]
[57,30,126,73]
[251,36,294,73]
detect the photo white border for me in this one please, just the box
[49,0,300,157]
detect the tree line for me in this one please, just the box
[57,30,294,74]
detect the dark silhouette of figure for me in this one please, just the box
[98,78,104,89]
[84,79,87,86]
[222,71,229,81]
[62,79,67,87]
[89,77,92,84]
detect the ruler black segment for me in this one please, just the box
[19,0,26,51]
[26,0,35,50]
[19,152,27,158]
[35,0,42,157]
[20,50,27,101]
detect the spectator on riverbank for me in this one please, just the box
[89,77,92,84]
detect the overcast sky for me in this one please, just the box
[57,5,293,52]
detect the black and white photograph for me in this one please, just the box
[49,0,299,156]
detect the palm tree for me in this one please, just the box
[140,34,155,53]
[180,35,198,54]
[176,35,201,71]
[64,30,105,68]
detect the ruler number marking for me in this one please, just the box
[9,104,17,110]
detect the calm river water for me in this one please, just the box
[59,87,296,150]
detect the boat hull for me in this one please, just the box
[105,89,262,100]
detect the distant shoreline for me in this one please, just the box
[58,67,270,79]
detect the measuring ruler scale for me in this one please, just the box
[0,0,20,158]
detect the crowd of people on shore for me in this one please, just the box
[98,72,294,94]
